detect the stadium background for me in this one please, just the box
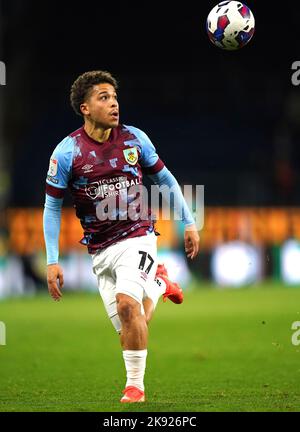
[1,0,300,293]
[1,0,300,412]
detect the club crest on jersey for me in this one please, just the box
[123,147,138,165]
[48,158,58,176]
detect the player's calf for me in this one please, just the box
[116,293,148,350]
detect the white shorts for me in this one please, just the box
[91,232,158,333]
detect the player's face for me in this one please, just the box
[81,83,119,128]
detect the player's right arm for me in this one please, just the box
[43,136,74,301]
[44,195,64,301]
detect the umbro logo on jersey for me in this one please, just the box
[82,164,94,173]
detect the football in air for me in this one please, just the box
[206,1,255,50]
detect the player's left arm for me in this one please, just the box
[147,166,200,259]
[137,127,200,259]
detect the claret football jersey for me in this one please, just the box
[45,124,165,253]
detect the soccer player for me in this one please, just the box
[43,71,200,403]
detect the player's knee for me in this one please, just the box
[117,296,140,324]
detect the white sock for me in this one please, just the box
[145,277,166,308]
[122,349,147,392]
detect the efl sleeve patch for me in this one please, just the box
[45,137,73,189]
[48,158,58,176]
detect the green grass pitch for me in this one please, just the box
[0,282,300,412]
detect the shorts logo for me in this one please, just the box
[123,147,138,165]
[48,158,58,176]
[140,271,148,282]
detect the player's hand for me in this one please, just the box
[184,224,200,259]
[47,263,64,301]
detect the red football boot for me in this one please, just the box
[155,264,184,304]
[120,386,145,403]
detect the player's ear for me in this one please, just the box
[80,102,89,116]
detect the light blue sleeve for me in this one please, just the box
[46,136,74,189]
[148,166,195,226]
[43,194,63,264]
[124,125,159,168]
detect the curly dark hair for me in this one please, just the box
[70,70,118,116]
